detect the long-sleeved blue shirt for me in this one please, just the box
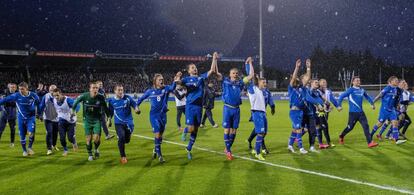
[137,83,176,115]
[379,85,399,112]
[263,88,275,109]
[221,77,244,107]
[338,87,374,113]
[108,95,136,124]
[288,85,323,110]
[181,73,208,106]
[304,88,324,116]
[0,92,40,119]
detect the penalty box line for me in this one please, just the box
[78,122,414,194]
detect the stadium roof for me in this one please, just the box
[0,49,246,70]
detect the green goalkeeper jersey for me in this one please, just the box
[73,92,109,122]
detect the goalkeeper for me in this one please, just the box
[72,82,111,161]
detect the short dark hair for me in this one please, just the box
[186,63,196,71]
[114,84,123,90]
[351,76,360,82]
[18,82,29,88]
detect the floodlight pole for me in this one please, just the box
[259,0,263,78]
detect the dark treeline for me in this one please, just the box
[265,45,414,91]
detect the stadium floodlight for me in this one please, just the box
[95,50,103,58]
[152,52,160,60]
[28,47,37,56]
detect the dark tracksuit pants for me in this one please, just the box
[201,107,216,126]
[340,112,372,144]
[115,124,132,157]
[0,110,16,143]
[45,120,59,150]
[58,120,76,150]
[176,106,185,128]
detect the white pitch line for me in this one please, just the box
[78,123,414,194]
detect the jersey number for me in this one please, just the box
[157,96,161,102]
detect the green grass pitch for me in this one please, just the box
[0,101,413,194]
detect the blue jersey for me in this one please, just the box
[338,87,374,113]
[108,95,136,124]
[181,73,208,106]
[288,85,322,109]
[262,88,275,109]
[380,85,398,111]
[137,83,176,115]
[304,88,324,116]
[288,85,306,109]
[0,92,40,119]
[221,77,244,107]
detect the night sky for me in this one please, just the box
[1,0,413,69]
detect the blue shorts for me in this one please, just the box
[185,105,202,126]
[289,110,303,129]
[17,116,36,139]
[252,111,267,134]
[378,109,398,123]
[222,106,240,129]
[150,113,167,133]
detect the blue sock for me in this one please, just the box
[21,138,27,152]
[28,134,35,148]
[386,126,393,137]
[392,127,399,140]
[154,137,162,156]
[379,124,389,136]
[370,125,379,137]
[187,132,197,151]
[183,127,188,134]
[63,146,68,151]
[288,132,296,146]
[224,133,231,152]
[296,132,303,149]
[255,135,263,154]
[229,133,236,147]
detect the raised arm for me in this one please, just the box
[213,52,223,81]
[290,59,301,86]
[302,59,311,86]
[243,57,254,83]
[206,52,218,77]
